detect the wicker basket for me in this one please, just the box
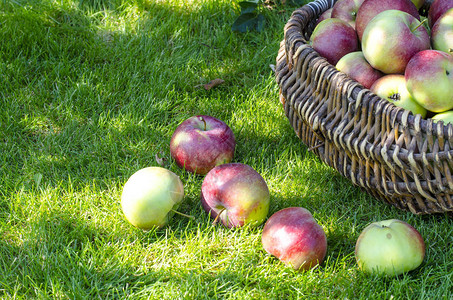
[275,0,453,215]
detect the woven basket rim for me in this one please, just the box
[283,0,452,139]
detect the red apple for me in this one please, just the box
[200,163,270,228]
[362,10,430,74]
[336,51,384,88]
[121,167,185,230]
[309,18,359,65]
[331,0,366,29]
[355,0,420,41]
[405,50,453,112]
[370,74,427,117]
[170,115,236,175]
[428,0,453,28]
[355,219,425,276]
[261,207,327,271]
[316,8,333,25]
[431,8,453,56]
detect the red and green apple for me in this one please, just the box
[262,207,327,271]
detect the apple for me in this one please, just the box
[261,207,327,271]
[431,8,453,56]
[370,74,427,117]
[170,115,236,175]
[200,163,270,228]
[355,0,420,41]
[309,18,359,65]
[428,0,453,28]
[432,110,453,124]
[316,8,333,25]
[336,51,384,88]
[412,0,425,9]
[331,0,366,29]
[121,167,185,230]
[362,10,430,74]
[355,219,425,276]
[405,50,453,112]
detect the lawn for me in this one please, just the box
[1,0,453,298]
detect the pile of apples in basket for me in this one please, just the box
[121,111,425,277]
[311,0,453,122]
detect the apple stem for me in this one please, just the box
[411,19,427,33]
[212,208,226,225]
[199,116,207,131]
[171,209,195,220]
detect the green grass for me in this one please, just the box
[1,0,453,298]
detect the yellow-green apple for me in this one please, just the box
[355,0,420,40]
[331,0,366,29]
[121,167,185,230]
[370,74,427,117]
[432,110,453,124]
[336,51,384,88]
[428,0,453,28]
[362,10,430,74]
[261,207,327,271]
[316,8,332,25]
[355,219,425,276]
[170,115,236,175]
[309,18,359,65]
[200,163,270,228]
[431,8,453,55]
[405,50,453,112]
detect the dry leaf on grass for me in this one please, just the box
[155,153,166,166]
[203,78,225,90]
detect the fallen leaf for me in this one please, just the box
[155,153,166,166]
[203,78,225,90]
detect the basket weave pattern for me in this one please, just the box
[275,0,453,215]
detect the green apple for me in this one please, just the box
[370,74,427,117]
[121,167,185,230]
[432,110,453,124]
[355,219,425,276]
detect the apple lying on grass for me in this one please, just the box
[361,10,430,74]
[261,207,327,271]
[309,18,358,65]
[170,115,236,175]
[370,74,427,117]
[355,219,425,276]
[121,167,185,230]
[336,51,383,88]
[200,163,270,228]
[405,50,453,112]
